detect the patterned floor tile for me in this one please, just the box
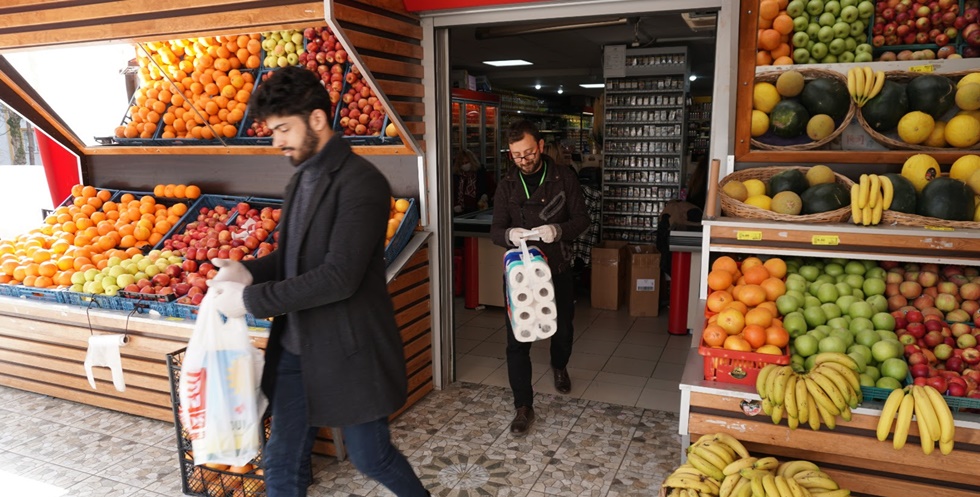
[0,450,51,477]
[437,406,511,446]
[551,431,629,470]
[617,438,680,477]
[605,468,665,496]
[408,435,493,495]
[21,460,97,491]
[634,409,681,443]
[7,425,102,462]
[138,464,186,495]
[0,384,33,406]
[528,459,614,497]
[0,410,63,450]
[56,436,176,487]
[391,426,434,457]
[64,408,139,436]
[63,474,143,496]
[571,402,645,439]
[310,458,380,496]
[11,394,104,422]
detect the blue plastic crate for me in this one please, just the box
[246,313,272,329]
[0,284,21,298]
[63,291,123,310]
[12,285,65,304]
[384,198,418,267]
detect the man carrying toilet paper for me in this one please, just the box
[491,120,590,435]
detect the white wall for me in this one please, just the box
[0,165,52,240]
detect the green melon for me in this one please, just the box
[907,75,956,120]
[862,80,908,133]
[917,177,975,221]
[882,173,916,214]
[770,100,810,138]
[768,168,810,197]
[800,183,850,214]
[800,77,851,122]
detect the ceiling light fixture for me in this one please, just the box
[557,86,564,94]
[689,75,697,81]
[579,83,605,89]
[483,59,533,67]
[475,18,628,39]
[535,83,541,90]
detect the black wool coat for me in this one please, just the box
[242,134,407,427]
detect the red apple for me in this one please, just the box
[925,374,948,393]
[963,347,980,365]
[948,381,967,396]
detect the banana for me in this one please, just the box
[868,70,886,100]
[704,439,739,461]
[796,379,810,425]
[692,443,734,474]
[774,475,794,497]
[893,389,915,450]
[811,352,859,372]
[850,184,862,225]
[876,387,905,441]
[757,364,778,399]
[762,473,781,497]
[922,384,955,447]
[750,473,767,497]
[720,473,743,497]
[911,386,941,442]
[853,68,865,106]
[880,174,894,210]
[672,465,709,478]
[787,414,799,430]
[664,476,718,494]
[740,468,774,481]
[858,174,869,209]
[815,401,837,430]
[809,370,849,412]
[915,400,935,455]
[771,401,785,425]
[778,460,821,479]
[762,397,774,417]
[735,477,753,497]
[839,405,852,422]
[863,66,875,101]
[814,366,858,409]
[783,374,799,420]
[812,491,850,497]
[939,438,954,456]
[794,472,839,491]
[773,366,794,406]
[815,362,861,396]
[784,476,809,497]
[872,202,883,225]
[847,68,858,103]
[688,450,726,481]
[724,457,759,476]
[765,367,782,405]
[794,470,832,480]
[754,457,780,471]
[713,432,752,459]
[804,376,841,416]
[862,205,872,226]
[868,174,880,208]
[807,392,821,431]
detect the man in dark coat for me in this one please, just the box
[208,66,428,497]
[490,120,590,435]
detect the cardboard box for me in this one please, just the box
[590,241,628,310]
[627,244,661,317]
[477,237,506,308]
[451,70,477,90]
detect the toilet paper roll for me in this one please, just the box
[525,259,552,281]
[534,301,557,322]
[535,320,557,340]
[506,264,530,289]
[510,305,536,327]
[509,287,534,307]
[513,324,536,342]
[529,280,554,303]
[84,334,129,392]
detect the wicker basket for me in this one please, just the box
[751,68,856,151]
[881,210,980,230]
[856,71,980,151]
[718,166,855,223]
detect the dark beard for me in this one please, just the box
[288,126,320,166]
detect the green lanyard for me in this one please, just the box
[518,162,547,199]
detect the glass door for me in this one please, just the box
[450,101,462,156]
[485,103,499,179]
[463,103,482,163]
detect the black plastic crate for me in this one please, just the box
[385,198,419,267]
[167,348,270,497]
[157,194,248,253]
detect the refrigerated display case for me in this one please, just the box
[451,89,500,179]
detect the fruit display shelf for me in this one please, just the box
[868,0,971,60]
[156,194,249,253]
[385,198,418,268]
[110,93,165,146]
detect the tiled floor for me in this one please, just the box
[0,296,694,496]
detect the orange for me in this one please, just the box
[37,261,57,278]
[706,290,734,313]
[184,185,201,199]
[773,56,794,65]
[722,300,749,315]
[712,256,738,274]
[759,0,779,20]
[153,184,166,196]
[741,324,767,349]
[703,324,727,348]
[745,306,774,328]
[1,260,17,276]
[81,185,97,198]
[772,15,794,35]
[756,344,784,355]
[706,269,734,292]
[70,184,84,197]
[756,50,773,67]
[760,277,787,302]
[723,335,752,352]
[736,284,767,307]
[756,301,779,318]
[771,43,791,61]
[742,265,770,285]
[716,307,745,335]
[740,256,764,271]
[765,326,790,348]
[763,258,787,279]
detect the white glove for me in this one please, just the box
[506,228,533,247]
[530,224,559,243]
[208,281,248,318]
[210,259,253,286]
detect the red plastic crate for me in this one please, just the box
[698,337,790,386]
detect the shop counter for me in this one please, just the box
[678,348,980,497]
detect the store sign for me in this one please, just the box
[403,0,547,11]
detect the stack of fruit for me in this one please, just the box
[876,384,956,454]
[871,0,965,58]
[861,72,980,149]
[756,353,863,430]
[662,432,852,497]
[756,0,876,66]
[702,256,791,356]
[751,70,851,145]
[261,30,305,68]
[883,153,979,222]
[722,166,850,216]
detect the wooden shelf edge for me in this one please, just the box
[735,149,971,165]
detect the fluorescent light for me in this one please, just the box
[557,87,564,94]
[483,59,532,67]
[579,83,605,89]
[535,84,541,90]
[689,75,697,81]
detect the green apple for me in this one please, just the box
[835,294,857,313]
[847,300,873,319]
[827,316,850,330]
[871,312,896,331]
[134,271,147,282]
[880,357,909,381]
[777,294,802,315]
[794,334,820,357]
[70,283,84,293]
[855,52,873,62]
[101,275,116,289]
[876,329,898,342]
[840,5,860,23]
[864,365,881,382]
[798,265,821,282]
[859,373,876,387]
[866,267,886,280]
[794,15,811,32]
[849,20,865,37]
[840,0,858,7]
[819,335,848,354]
[806,0,825,16]
[829,328,854,347]
[848,316,874,333]
[792,30,811,48]
[844,261,866,275]
[784,312,809,337]
[823,263,844,276]
[804,306,828,328]
[848,343,873,364]
[855,43,873,54]
[786,276,808,293]
[824,0,842,16]
[857,0,875,19]
[816,282,840,303]
[144,264,161,277]
[807,22,823,38]
[786,290,806,304]
[871,339,902,363]
[866,294,888,314]
[71,272,87,285]
[116,273,136,288]
[787,0,807,17]
[804,295,822,309]
[845,37,858,52]
[103,285,120,297]
[847,351,868,373]
[834,282,852,297]
[876,376,903,391]
[839,52,855,65]
[809,328,829,341]
[84,268,99,282]
[832,21,851,38]
[855,328,881,348]
[828,38,846,55]
[851,288,864,300]
[821,302,843,320]
[862,277,886,296]
[819,12,838,27]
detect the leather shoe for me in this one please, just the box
[554,368,571,394]
[510,406,535,435]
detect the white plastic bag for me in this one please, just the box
[178,295,267,467]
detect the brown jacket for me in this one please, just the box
[490,156,591,274]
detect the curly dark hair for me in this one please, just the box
[248,66,332,122]
[506,120,542,145]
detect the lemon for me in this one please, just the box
[901,154,941,193]
[722,180,749,202]
[897,111,935,145]
[751,110,770,137]
[744,194,773,210]
[957,72,980,88]
[743,179,768,197]
[753,82,781,113]
[950,154,980,181]
[956,83,980,111]
[923,121,947,148]
[775,71,805,97]
[806,114,835,141]
[805,165,836,186]
[945,114,980,148]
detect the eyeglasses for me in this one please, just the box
[511,150,538,163]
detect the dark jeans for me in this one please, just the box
[505,269,575,408]
[264,350,428,497]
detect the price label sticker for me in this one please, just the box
[812,235,839,246]
[924,225,954,231]
[909,64,934,73]
[736,231,762,241]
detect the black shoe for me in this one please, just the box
[554,367,571,394]
[510,406,535,435]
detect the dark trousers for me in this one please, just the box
[504,269,575,408]
[264,351,428,497]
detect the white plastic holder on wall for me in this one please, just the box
[505,238,558,342]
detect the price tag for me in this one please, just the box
[924,225,954,231]
[812,235,839,246]
[736,231,762,241]
[909,64,934,73]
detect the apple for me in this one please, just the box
[925,374,948,393]
[907,309,924,323]
[934,341,953,359]
[947,356,966,373]
[948,381,967,396]
[964,347,980,365]
[910,362,932,378]
[957,334,978,349]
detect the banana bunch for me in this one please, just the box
[850,174,893,226]
[846,66,885,107]
[729,459,849,497]
[876,384,956,455]
[664,433,752,496]
[756,353,863,431]
[717,456,779,497]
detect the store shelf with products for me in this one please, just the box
[451,89,500,178]
[600,45,689,243]
[686,97,711,158]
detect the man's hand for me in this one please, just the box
[209,259,253,286]
[530,224,559,243]
[209,281,247,318]
[506,228,533,247]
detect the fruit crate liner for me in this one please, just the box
[384,197,418,268]
[698,336,790,386]
[166,348,272,497]
[155,194,250,252]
